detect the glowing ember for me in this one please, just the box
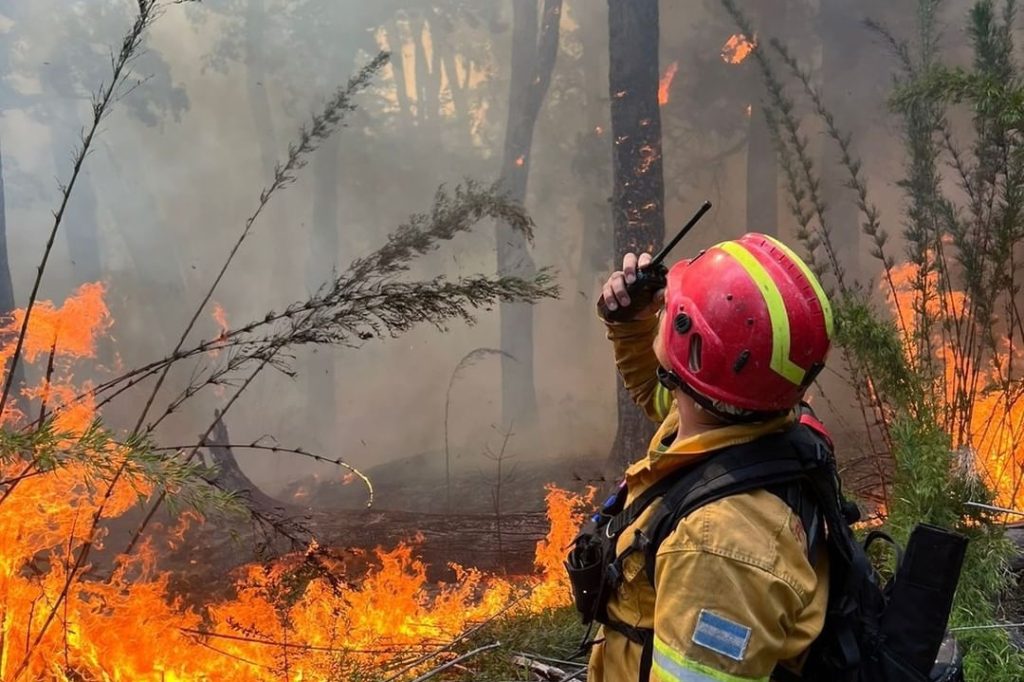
[721,33,756,64]
[595,125,604,135]
[658,61,679,106]
[515,154,525,167]
[636,144,660,176]
[746,104,753,117]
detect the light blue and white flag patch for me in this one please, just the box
[691,610,751,662]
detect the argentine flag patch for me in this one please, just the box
[691,610,751,662]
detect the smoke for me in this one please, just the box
[0,0,982,506]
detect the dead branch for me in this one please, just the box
[151,440,373,507]
[512,653,568,680]
[445,348,515,512]
[132,51,390,434]
[380,593,527,682]
[179,627,429,655]
[408,642,501,682]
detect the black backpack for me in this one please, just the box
[565,410,968,681]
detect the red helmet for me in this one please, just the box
[659,233,833,413]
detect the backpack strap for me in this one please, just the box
[639,427,830,584]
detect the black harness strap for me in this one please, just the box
[603,428,834,681]
[638,430,826,584]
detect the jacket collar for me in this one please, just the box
[624,409,794,500]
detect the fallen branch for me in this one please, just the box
[949,622,1024,632]
[150,440,373,507]
[380,593,527,682]
[408,642,501,682]
[511,653,567,680]
[965,501,1024,517]
[179,627,431,655]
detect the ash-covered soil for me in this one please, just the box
[154,453,608,603]
[277,450,610,514]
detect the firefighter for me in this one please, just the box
[590,234,833,682]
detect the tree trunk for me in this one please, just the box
[607,0,665,470]
[246,0,277,177]
[574,2,612,294]
[0,142,24,394]
[497,0,563,429]
[747,84,778,236]
[818,0,862,277]
[52,118,102,287]
[246,0,294,298]
[746,1,795,239]
[203,411,293,513]
[386,20,416,125]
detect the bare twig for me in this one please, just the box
[950,622,1024,632]
[380,593,527,682]
[0,0,160,422]
[964,500,1024,517]
[150,441,373,507]
[408,642,501,682]
[36,335,59,429]
[512,653,567,680]
[445,348,515,512]
[131,52,389,436]
[179,627,422,655]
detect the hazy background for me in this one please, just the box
[0,0,983,502]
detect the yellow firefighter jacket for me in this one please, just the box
[588,315,828,682]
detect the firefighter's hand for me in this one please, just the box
[601,252,665,319]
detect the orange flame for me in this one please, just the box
[721,33,756,64]
[658,61,679,106]
[885,262,1024,511]
[0,283,595,681]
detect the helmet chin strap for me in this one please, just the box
[655,366,787,425]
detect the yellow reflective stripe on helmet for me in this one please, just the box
[653,383,673,420]
[719,241,806,386]
[652,635,768,682]
[760,234,834,339]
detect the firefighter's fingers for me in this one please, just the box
[601,279,618,311]
[602,272,630,310]
[637,252,653,270]
[622,253,639,284]
[609,271,631,308]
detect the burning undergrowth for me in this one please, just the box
[0,285,589,680]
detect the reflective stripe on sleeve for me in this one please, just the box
[652,635,768,682]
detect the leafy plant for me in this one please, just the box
[720,0,1024,676]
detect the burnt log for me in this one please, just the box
[202,410,297,514]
